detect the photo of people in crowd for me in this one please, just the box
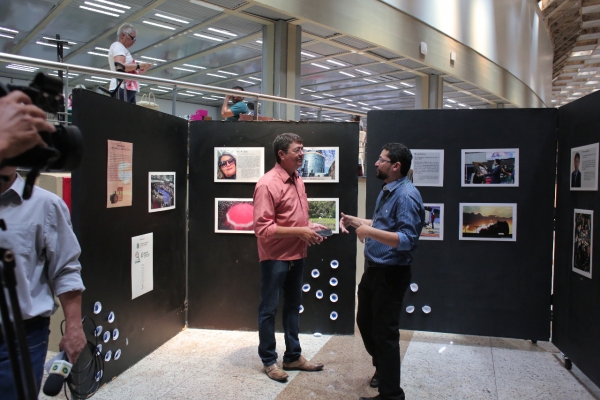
[214,147,265,183]
[459,203,517,241]
[298,147,339,183]
[148,172,175,212]
[420,204,443,240]
[573,209,593,278]
[570,143,599,191]
[215,198,255,233]
[461,149,519,186]
[307,198,339,233]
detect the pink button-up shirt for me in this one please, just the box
[253,162,310,262]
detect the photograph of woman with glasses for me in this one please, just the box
[217,151,237,180]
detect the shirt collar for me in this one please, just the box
[1,174,25,203]
[274,162,298,183]
[383,176,409,193]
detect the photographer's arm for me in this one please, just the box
[0,91,50,162]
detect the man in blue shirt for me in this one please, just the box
[221,86,249,121]
[340,143,424,400]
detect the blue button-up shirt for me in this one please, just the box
[364,176,425,266]
[0,174,85,319]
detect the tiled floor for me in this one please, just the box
[41,325,600,400]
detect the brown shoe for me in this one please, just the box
[264,363,289,382]
[282,355,324,371]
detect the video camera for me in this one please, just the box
[0,72,82,199]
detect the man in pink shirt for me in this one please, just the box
[253,133,327,382]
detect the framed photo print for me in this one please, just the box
[461,149,519,187]
[459,203,517,242]
[573,209,593,278]
[149,172,175,212]
[570,143,599,191]
[215,198,254,234]
[214,147,264,183]
[307,198,340,233]
[420,204,444,240]
[298,147,339,183]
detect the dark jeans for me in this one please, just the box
[258,259,304,367]
[357,264,412,400]
[0,317,50,399]
[118,88,137,104]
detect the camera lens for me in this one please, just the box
[46,124,83,171]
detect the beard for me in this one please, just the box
[376,168,387,180]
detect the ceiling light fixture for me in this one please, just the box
[157,86,173,90]
[88,51,110,57]
[372,106,382,109]
[571,50,593,57]
[300,51,316,58]
[91,76,111,81]
[346,103,357,107]
[186,91,203,95]
[95,47,109,51]
[202,96,218,100]
[194,33,222,42]
[357,102,369,106]
[155,13,188,24]
[37,41,70,49]
[355,69,371,75]
[95,0,130,8]
[444,104,452,108]
[178,93,194,96]
[79,5,119,17]
[218,70,238,75]
[447,99,456,103]
[208,27,237,37]
[150,88,169,92]
[207,73,227,78]
[329,99,341,103]
[339,71,355,77]
[0,27,18,33]
[403,90,415,95]
[6,64,38,72]
[173,67,196,72]
[301,88,315,92]
[311,63,330,70]
[340,98,352,102]
[256,40,262,44]
[85,79,109,83]
[183,64,206,69]
[83,1,123,13]
[237,79,254,84]
[143,21,176,30]
[0,33,14,39]
[364,78,377,83]
[400,82,412,87]
[385,85,398,89]
[248,77,261,81]
[458,103,467,107]
[361,107,371,110]
[141,56,166,62]
[322,94,334,97]
[311,95,324,99]
[327,59,345,66]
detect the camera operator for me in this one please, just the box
[0,91,52,163]
[0,114,86,397]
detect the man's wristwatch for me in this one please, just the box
[136,62,140,70]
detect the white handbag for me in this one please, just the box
[138,92,160,111]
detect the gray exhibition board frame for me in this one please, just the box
[187,121,359,335]
[365,109,556,340]
[555,90,600,388]
[71,90,188,381]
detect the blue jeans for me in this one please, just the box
[258,259,304,366]
[0,317,50,399]
[118,88,137,104]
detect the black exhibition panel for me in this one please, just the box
[554,91,600,387]
[188,121,358,334]
[71,90,187,380]
[365,109,556,340]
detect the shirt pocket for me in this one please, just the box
[0,223,35,256]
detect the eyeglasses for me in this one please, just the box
[287,147,304,154]
[218,158,236,167]
[377,157,392,164]
[126,32,136,42]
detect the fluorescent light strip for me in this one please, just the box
[386,85,398,89]
[340,98,352,102]
[339,71,355,77]
[322,93,334,97]
[0,33,14,39]
[444,104,452,108]
[212,96,225,99]
[83,1,123,13]
[138,83,148,86]
[237,79,254,84]
[256,40,262,44]
[400,82,412,87]
[95,0,130,9]
[372,106,382,109]
[208,27,237,37]
[79,5,119,17]
[327,59,345,66]
[91,76,111,81]
[85,79,108,83]
[248,77,261,81]
[150,88,169,92]
[458,103,467,107]
[0,27,18,33]
[143,21,176,30]
[186,91,203,95]
[173,67,196,72]
[301,51,316,58]
[355,69,371,75]
[218,70,238,76]
[178,93,194,96]
[88,51,109,57]
[346,103,357,107]
[207,73,227,78]
[202,97,218,100]
[311,63,330,70]
[155,13,189,24]
[403,90,415,95]
[364,78,377,83]
[37,41,70,49]
[43,36,77,45]
[6,64,38,71]
[48,73,59,76]
[157,86,173,90]
[141,56,166,62]
[183,64,206,69]
[361,107,371,110]
[95,47,109,51]
[301,88,315,92]
[311,95,324,99]
[194,33,222,42]
[447,99,456,103]
[357,102,369,106]
[329,99,341,103]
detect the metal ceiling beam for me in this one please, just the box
[11,0,74,54]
